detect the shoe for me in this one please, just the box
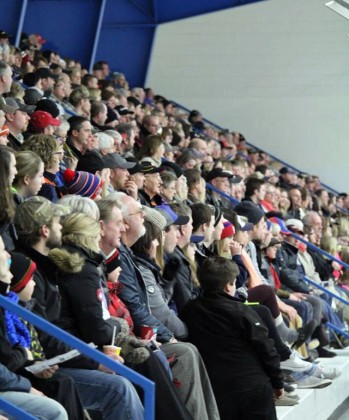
[292,320,317,349]
[308,339,320,350]
[295,375,332,389]
[318,347,337,358]
[283,383,298,396]
[282,371,296,384]
[280,351,312,372]
[312,365,341,380]
[275,395,299,406]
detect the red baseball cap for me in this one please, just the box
[30,110,61,130]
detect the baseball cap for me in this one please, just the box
[104,153,136,170]
[115,105,134,116]
[155,204,190,228]
[0,96,17,114]
[77,150,108,174]
[5,97,35,114]
[206,168,235,183]
[30,110,61,130]
[14,196,71,236]
[235,201,265,225]
[35,67,58,80]
[236,215,253,231]
[285,218,304,234]
[279,166,295,175]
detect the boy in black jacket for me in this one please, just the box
[180,256,284,420]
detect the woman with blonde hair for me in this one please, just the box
[21,134,63,202]
[12,150,44,204]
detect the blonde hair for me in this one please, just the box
[182,244,200,287]
[320,235,338,256]
[61,213,101,253]
[13,151,43,188]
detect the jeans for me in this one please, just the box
[0,391,68,420]
[60,368,143,420]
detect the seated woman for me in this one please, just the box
[12,151,44,204]
[137,135,164,167]
[21,134,64,203]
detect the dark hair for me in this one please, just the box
[190,203,214,232]
[184,168,201,190]
[198,257,239,292]
[0,145,15,223]
[131,220,161,257]
[67,116,89,135]
[136,135,163,160]
[245,178,265,198]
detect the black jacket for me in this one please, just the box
[18,245,99,370]
[52,243,121,347]
[276,242,310,293]
[180,292,283,398]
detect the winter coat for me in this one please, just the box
[134,254,188,339]
[49,243,121,346]
[180,292,283,413]
[118,243,173,342]
[17,245,99,370]
[276,242,310,293]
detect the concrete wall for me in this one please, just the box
[147,0,349,192]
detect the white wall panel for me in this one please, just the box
[147,0,349,192]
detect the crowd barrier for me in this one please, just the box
[0,296,155,420]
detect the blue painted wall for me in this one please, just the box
[0,0,264,86]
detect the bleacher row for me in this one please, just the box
[1,26,349,420]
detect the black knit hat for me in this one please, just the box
[234,201,265,225]
[10,252,36,293]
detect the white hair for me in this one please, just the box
[97,132,114,150]
[58,195,100,221]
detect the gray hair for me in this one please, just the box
[97,132,113,150]
[104,129,122,141]
[0,61,10,76]
[57,195,100,221]
[104,191,129,217]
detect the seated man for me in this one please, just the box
[180,256,284,420]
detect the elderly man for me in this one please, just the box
[205,167,241,209]
[105,191,219,420]
[0,60,12,95]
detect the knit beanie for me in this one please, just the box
[63,169,103,199]
[221,221,235,240]
[234,201,264,225]
[10,252,37,293]
[143,206,167,230]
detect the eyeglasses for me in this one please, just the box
[127,209,143,217]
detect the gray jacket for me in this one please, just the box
[136,256,188,339]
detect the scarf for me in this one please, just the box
[4,292,31,348]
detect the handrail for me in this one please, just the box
[302,276,349,306]
[205,182,240,205]
[292,232,349,270]
[326,322,349,340]
[0,296,155,420]
[172,100,342,195]
[0,397,36,419]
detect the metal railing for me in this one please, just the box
[0,296,155,420]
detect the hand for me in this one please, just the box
[169,337,178,344]
[281,304,297,323]
[289,292,307,302]
[29,387,44,396]
[229,240,242,257]
[108,267,122,283]
[0,415,9,420]
[98,353,124,374]
[33,365,58,379]
[125,179,138,200]
[273,388,284,400]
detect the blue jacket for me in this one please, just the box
[118,243,173,342]
[0,363,31,393]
